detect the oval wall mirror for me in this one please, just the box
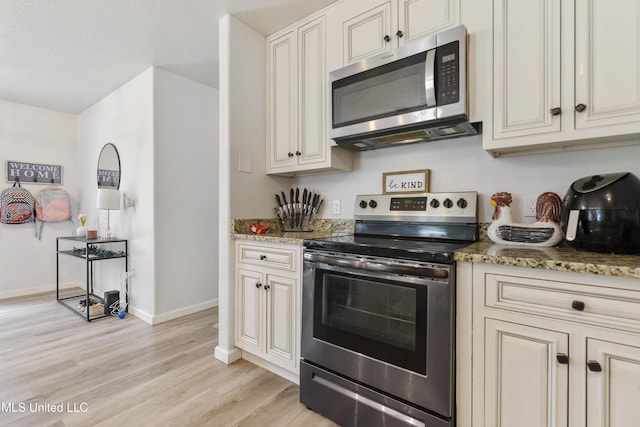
[97,143,121,189]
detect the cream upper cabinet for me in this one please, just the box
[463,263,640,427]
[341,0,461,66]
[491,0,561,140]
[574,0,640,131]
[266,15,352,176]
[485,0,640,157]
[266,30,297,172]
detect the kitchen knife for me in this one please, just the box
[295,188,300,227]
[274,208,283,224]
[290,188,295,229]
[281,191,289,217]
[275,194,287,221]
[302,188,308,224]
[309,193,319,221]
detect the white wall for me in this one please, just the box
[77,68,156,318]
[0,100,78,298]
[153,68,219,319]
[77,67,219,324]
[217,14,278,364]
[294,135,640,223]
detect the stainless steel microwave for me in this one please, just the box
[330,25,478,150]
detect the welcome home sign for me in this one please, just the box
[6,161,63,185]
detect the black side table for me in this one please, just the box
[56,236,128,321]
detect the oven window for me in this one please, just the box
[313,270,427,375]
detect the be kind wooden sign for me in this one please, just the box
[383,169,430,194]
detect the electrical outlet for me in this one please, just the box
[525,196,537,217]
[332,200,341,215]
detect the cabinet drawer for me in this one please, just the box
[237,243,297,272]
[485,273,640,329]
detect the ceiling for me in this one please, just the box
[0,0,337,114]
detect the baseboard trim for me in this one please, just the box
[242,352,299,385]
[214,345,242,364]
[0,281,81,300]
[129,299,219,326]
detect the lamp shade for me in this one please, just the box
[96,188,121,210]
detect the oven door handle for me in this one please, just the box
[304,252,449,282]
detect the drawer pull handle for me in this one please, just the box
[575,103,587,112]
[260,255,267,260]
[587,360,602,372]
[571,300,585,311]
[550,107,561,116]
[255,282,262,289]
[556,353,569,365]
[264,284,270,291]
[384,35,391,43]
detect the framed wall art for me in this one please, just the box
[382,169,430,194]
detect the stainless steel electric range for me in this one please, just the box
[300,192,478,427]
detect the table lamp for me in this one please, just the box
[96,188,120,239]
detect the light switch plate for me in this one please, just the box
[238,155,252,173]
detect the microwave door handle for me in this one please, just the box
[425,49,436,107]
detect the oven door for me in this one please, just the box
[301,249,454,417]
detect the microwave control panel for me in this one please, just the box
[436,41,459,106]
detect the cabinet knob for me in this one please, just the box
[575,103,587,112]
[295,150,301,156]
[255,282,262,288]
[396,30,404,38]
[260,255,267,260]
[264,284,270,290]
[571,300,585,311]
[550,107,561,116]
[587,360,602,372]
[556,353,569,364]
[384,35,391,43]
[288,152,294,158]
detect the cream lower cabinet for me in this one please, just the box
[462,262,640,427]
[235,240,300,376]
[484,318,569,427]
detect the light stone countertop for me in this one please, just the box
[454,240,640,279]
[232,218,640,279]
[231,218,354,245]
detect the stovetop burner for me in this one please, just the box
[304,192,479,264]
[303,234,472,264]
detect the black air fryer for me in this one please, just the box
[561,172,640,254]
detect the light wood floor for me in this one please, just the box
[0,291,337,427]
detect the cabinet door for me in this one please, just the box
[484,318,569,427]
[297,16,327,167]
[265,274,297,367]
[397,0,459,45]
[492,0,561,140]
[267,31,297,172]
[586,338,640,427]
[343,2,392,65]
[236,268,264,353]
[574,0,640,130]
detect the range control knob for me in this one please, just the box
[430,199,440,208]
[443,198,453,208]
[369,200,377,208]
[359,200,368,209]
[457,198,468,209]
